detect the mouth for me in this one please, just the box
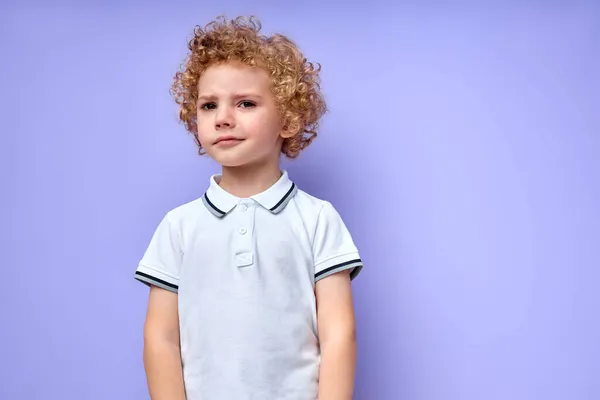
[214,136,244,147]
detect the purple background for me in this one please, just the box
[1,1,599,399]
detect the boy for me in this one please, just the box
[134,16,364,400]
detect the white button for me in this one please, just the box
[239,227,247,235]
[240,204,247,211]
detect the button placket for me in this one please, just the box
[234,201,255,267]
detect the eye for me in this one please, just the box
[200,102,216,111]
[239,101,256,108]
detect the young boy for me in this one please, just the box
[134,16,364,400]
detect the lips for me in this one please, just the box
[215,135,242,144]
[214,135,244,147]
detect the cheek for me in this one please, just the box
[250,111,282,138]
[196,117,211,139]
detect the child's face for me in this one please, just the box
[196,62,285,168]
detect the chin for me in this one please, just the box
[218,159,249,168]
[210,152,252,168]
[206,144,277,169]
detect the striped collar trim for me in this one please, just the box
[202,170,297,218]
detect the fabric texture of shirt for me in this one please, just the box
[134,170,363,400]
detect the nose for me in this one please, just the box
[215,106,235,130]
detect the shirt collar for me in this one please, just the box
[202,170,298,218]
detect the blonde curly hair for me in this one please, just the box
[170,16,327,158]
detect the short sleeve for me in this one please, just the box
[313,202,364,282]
[134,212,182,293]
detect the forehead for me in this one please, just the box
[198,62,270,94]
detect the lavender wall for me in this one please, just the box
[1,2,599,399]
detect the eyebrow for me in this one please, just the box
[197,93,263,102]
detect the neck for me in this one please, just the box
[218,158,282,198]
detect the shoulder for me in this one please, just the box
[167,196,203,215]
[160,196,208,230]
[291,188,336,219]
[292,188,347,224]
[290,189,351,243]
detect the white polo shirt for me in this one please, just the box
[134,170,363,400]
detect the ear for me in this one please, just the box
[279,114,300,139]
[280,128,296,139]
[280,121,300,139]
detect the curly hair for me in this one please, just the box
[170,16,327,158]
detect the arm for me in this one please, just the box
[143,286,186,400]
[316,270,357,400]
